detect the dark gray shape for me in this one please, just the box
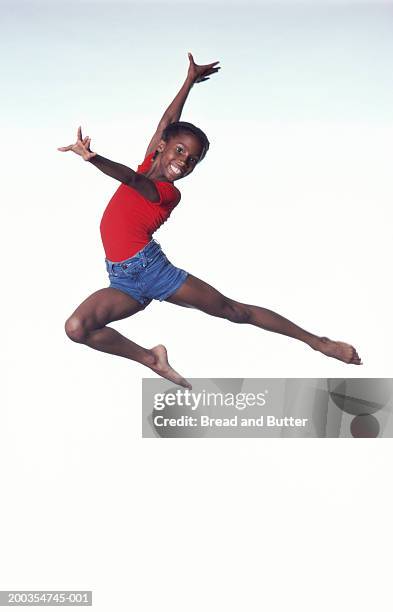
[328,379,393,415]
[350,414,380,438]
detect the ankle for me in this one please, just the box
[309,335,325,351]
[142,349,157,367]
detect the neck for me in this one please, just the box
[144,157,173,183]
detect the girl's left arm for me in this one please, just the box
[144,52,220,157]
[58,127,160,202]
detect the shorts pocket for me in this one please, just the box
[145,249,163,266]
[121,261,141,277]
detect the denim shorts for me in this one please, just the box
[105,240,188,305]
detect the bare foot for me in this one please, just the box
[313,337,362,365]
[148,344,192,389]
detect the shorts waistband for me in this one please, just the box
[105,240,161,272]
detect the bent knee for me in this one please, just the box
[64,315,89,343]
[223,301,251,324]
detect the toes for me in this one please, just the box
[350,348,362,365]
[351,347,362,364]
[318,339,362,365]
[176,374,192,389]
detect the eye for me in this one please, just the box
[176,145,183,154]
[190,157,198,164]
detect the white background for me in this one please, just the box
[1,1,393,610]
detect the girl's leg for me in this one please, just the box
[166,275,362,364]
[65,287,191,387]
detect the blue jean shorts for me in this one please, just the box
[105,240,188,305]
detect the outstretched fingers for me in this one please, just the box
[58,126,92,155]
[188,52,219,67]
[203,62,220,71]
[57,144,74,152]
[187,51,221,82]
[203,67,220,77]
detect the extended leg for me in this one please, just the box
[166,275,362,364]
[65,287,191,387]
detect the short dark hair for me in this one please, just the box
[160,121,210,161]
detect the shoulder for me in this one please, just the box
[137,151,155,174]
[154,181,181,207]
[135,152,181,206]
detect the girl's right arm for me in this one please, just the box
[144,52,220,158]
[58,127,160,202]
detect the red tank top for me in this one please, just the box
[100,152,181,261]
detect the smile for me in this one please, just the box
[169,163,183,176]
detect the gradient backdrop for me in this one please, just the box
[1,1,393,610]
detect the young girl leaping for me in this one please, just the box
[59,53,362,388]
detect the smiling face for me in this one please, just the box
[156,132,204,182]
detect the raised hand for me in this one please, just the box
[58,126,96,161]
[187,52,220,84]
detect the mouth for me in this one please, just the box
[168,163,184,178]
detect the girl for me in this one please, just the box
[59,52,361,389]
